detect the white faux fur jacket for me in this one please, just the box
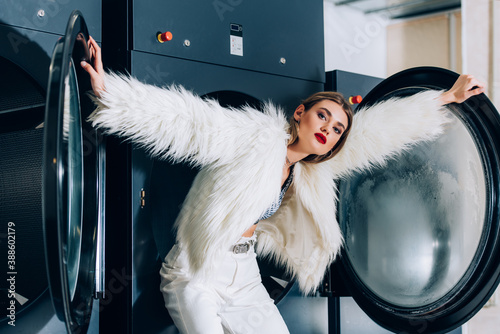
[89,72,449,294]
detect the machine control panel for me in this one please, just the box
[132,0,324,82]
[230,23,243,56]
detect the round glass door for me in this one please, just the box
[337,67,500,333]
[342,88,487,308]
[43,10,99,334]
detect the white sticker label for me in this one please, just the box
[230,35,243,56]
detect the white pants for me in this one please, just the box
[159,236,290,334]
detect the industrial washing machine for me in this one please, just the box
[323,69,500,333]
[0,2,101,333]
[101,1,327,332]
[37,1,326,333]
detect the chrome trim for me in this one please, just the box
[94,136,106,298]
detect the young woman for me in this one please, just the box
[82,36,485,333]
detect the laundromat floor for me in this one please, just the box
[465,301,500,333]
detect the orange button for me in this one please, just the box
[157,31,173,43]
[349,95,362,104]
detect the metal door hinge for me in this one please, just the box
[140,189,146,208]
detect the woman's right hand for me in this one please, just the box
[81,35,105,98]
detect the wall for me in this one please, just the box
[462,0,500,107]
[324,1,387,78]
[386,12,462,76]
[462,0,500,330]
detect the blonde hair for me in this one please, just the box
[288,91,354,164]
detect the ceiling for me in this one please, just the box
[330,0,461,19]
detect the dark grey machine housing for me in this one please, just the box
[0,0,326,332]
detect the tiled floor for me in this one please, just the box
[464,290,500,334]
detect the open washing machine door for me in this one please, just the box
[336,67,500,333]
[43,10,102,334]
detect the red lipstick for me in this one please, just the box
[315,133,327,144]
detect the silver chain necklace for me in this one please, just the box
[285,156,296,167]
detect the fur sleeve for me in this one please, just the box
[88,72,288,166]
[329,89,450,177]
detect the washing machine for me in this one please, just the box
[104,1,327,332]
[323,69,500,334]
[0,2,101,333]
[38,1,327,333]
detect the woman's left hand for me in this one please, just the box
[439,74,486,105]
[81,36,105,98]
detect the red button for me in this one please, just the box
[157,31,173,43]
[349,95,362,104]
